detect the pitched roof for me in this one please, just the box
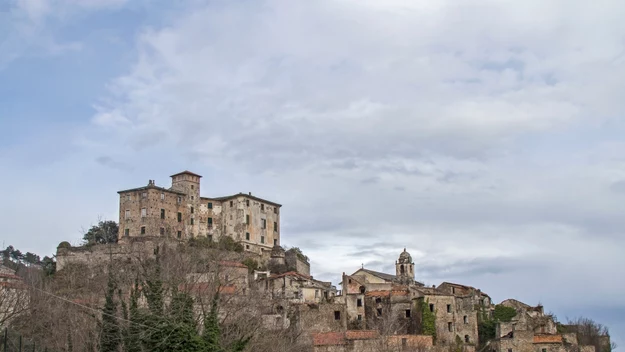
[117,184,186,195]
[533,335,563,344]
[208,193,282,207]
[354,268,396,282]
[312,332,346,346]
[345,330,380,340]
[170,170,203,178]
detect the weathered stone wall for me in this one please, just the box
[286,250,310,276]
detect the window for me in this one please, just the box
[177,231,182,239]
[126,194,131,201]
[261,204,264,211]
[208,202,213,209]
[375,297,382,304]
[177,212,182,222]
[464,316,468,324]
[405,309,411,318]
[334,311,341,320]
[191,185,194,189]
[448,322,453,332]
[465,335,470,343]
[190,218,194,225]
[357,299,362,307]
[160,209,165,219]
[262,219,266,229]
[246,215,250,224]
[191,207,194,214]
[376,308,382,316]
[261,236,265,244]
[191,196,194,200]
[315,290,319,298]
[141,192,147,198]
[274,207,278,214]
[447,304,451,313]
[140,226,146,235]
[246,199,249,206]
[274,222,278,232]
[360,286,366,294]
[230,200,233,207]
[177,196,182,204]
[246,232,250,240]
[161,193,165,200]
[274,239,277,246]
[452,287,455,294]
[208,217,213,227]
[124,229,129,236]
[541,349,547,352]
[208,235,213,241]
[125,210,130,219]
[159,227,165,235]
[508,349,513,352]
[246,245,249,249]
[430,304,435,312]
[357,314,362,321]
[141,208,147,217]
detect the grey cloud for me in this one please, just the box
[609,180,625,193]
[95,156,132,171]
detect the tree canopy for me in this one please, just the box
[83,220,119,245]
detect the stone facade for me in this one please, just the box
[117,171,281,255]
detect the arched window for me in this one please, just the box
[359,286,366,294]
[400,265,405,274]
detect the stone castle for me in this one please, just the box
[55,171,612,352]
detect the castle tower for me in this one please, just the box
[395,248,415,284]
[170,171,202,200]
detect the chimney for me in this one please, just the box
[249,192,252,195]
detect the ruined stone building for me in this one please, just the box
[117,171,281,255]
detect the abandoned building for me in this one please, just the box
[116,170,281,255]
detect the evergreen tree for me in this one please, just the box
[100,270,120,352]
[125,281,142,352]
[203,293,222,352]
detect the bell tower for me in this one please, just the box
[395,248,415,284]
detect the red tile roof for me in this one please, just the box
[345,330,379,340]
[533,335,563,344]
[170,170,203,178]
[312,332,346,346]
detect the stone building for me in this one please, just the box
[117,171,281,255]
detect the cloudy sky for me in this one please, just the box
[1,0,624,344]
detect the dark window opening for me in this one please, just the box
[274,222,278,232]
[177,212,182,222]
[334,311,341,320]
[208,202,213,209]
[448,322,453,332]
[191,206,194,214]
[124,229,129,236]
[261,236,265,244]
[190,218,194,225]
[230,200,233,207]
[261,204,265,211]
[429,304,434,312]
[541,349,547,352]
[274,239,277,246]
[375,297,382,304]
[360,286,366,294]
[447,304,451,313]
[400,264,405,274]
[246,245,249,249]
[246,199,249,206]
[159,227,165,235]
[464,316,468,324]
[262,219,266,229]
[452,287,456,294]
[508,349,513,352]
[357,299,362,307]
[357,314,362,321]
[140,226,146,235]
[274,207,278,214]
[208,217,213,227]
[246,232,250,240]
[376,308,382,316]
[177,231,181,239]
[160,209,165,219]
[465,335,470,343]
[246,215,250,224]
[405,310,411,318]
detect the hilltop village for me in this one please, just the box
[49,171,612,352]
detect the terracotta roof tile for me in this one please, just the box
[345,330,379,340]
[170,170,203,178]
[533,335,563,344]
[312,332,346,346]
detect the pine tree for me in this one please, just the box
[100,270,120,352]
[125,281,142,352]
[203,292,222,352]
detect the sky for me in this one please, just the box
[1,0,624,345]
